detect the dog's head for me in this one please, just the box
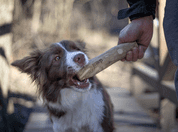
[12,40,92,102]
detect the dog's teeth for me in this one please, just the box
[77,82,80,85]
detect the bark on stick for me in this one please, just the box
[77,42,138,80]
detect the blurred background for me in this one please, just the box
[0,0,178,132]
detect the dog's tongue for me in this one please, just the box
[70,76,90,89]
[73,79,89,88]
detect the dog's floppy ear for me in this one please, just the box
[11,50,42,76]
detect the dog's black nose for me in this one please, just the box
[73,53,85,67]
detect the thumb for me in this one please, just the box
[118,22,142,45]
[118,26,131,44]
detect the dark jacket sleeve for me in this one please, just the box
[118,0,156,21]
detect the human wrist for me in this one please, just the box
[131,15,153,28]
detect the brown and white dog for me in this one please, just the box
[12,40,114,132]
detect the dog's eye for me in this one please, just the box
[54,56,60,61]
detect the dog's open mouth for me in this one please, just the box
[69,75,90,89]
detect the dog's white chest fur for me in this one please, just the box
[48,88,105,132]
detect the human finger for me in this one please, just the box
[138,45,147,59]
[126,51,133,61]
[132,47,139,61]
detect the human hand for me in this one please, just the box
[118,15,153,61]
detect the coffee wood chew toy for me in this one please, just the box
[77,42,138,81]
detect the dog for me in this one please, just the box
[11,40,114,132]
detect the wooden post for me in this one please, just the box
[161,99,176,132]
[0,0,14,131]
[159,0,167,66]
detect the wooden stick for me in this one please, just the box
[77,42,138,80]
